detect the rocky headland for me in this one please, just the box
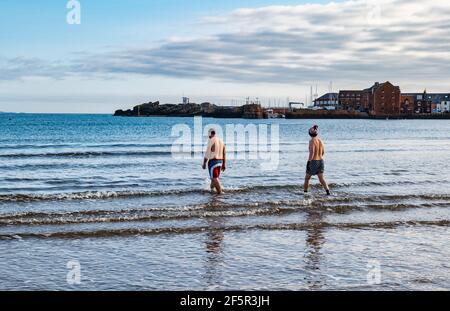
[114,101,265,119]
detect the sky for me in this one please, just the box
[1,0,450,113]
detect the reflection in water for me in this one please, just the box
[202,196,225,289]
[304,209,326,290]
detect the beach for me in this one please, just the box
[0,114,449,290]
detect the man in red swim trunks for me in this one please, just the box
[202,128,227,194]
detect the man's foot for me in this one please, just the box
[326,190,331,195]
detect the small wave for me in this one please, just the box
[0,142,300,151]
[0,198,448,227]
[1,220,448,240]
[0,184,312,202]
[0,208,291,226]
[0,143,75,150]
[0,150,175,159]
[1,182,449,203]
[0,190,185,202]
[0,143,175,151]
[0,162,146,171]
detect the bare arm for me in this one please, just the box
[222,145,227,171]
[308,140,315,161]
[321,140,325,157]
[203,141,214,169]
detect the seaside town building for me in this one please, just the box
[313,93,339,110]
[400,94,415,115]
[338,90,370,112]
[423,92,450,113]
[368,82,401,116]
[338,81,401,116]
[439,95,450,112]
[401,91,450,114]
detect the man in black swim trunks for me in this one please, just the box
[304,125,331,195]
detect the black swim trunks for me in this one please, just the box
[306,160,324,176]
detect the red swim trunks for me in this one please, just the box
[208,159,223,179]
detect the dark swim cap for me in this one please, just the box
[309,125,319,136]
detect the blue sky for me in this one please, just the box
[1,0,327,57]
[1,0,450,113]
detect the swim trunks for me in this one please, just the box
[208,159,223,179]
[306,160,324,176]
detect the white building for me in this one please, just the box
[313,93,339,110]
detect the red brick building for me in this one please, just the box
[367,82,401,115]
[339,81,401,116]
[338,90,370,112]
[400,94,415,115]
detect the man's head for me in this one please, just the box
[208,128,216,139]
[309,125,319,137]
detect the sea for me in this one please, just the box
[0,113,449,290]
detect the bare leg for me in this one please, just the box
[304,174,312,193]
[212,178,222,195]
[318,173,330,194]
[210,181,215,193]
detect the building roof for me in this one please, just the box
[426,94,450,102]
[364,81,400,93]
[314,93,338,101]
[339,90,366,93]
[402,93,450,102]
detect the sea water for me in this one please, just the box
[0,113,449,290]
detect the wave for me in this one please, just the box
[0,144,75,150]
[0,208,292,226]
[0,150,175,159]
[0,143,177,151]
[1,182,449,203]
[0,142,302,151]
[0,189,197,202]
[0,185,332,202]
[0,149,285,159]
[0,197,448,227]
[1,220,448,240]
[0,162,147,171]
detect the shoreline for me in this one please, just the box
[113,101,450,120]
[113,113,450,120]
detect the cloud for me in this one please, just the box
[0,57,63,81]
[2,0,450,86]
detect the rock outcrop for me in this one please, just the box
[114,101,203,117]
[114,101,261,119]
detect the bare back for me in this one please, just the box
[309,138,324,161]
